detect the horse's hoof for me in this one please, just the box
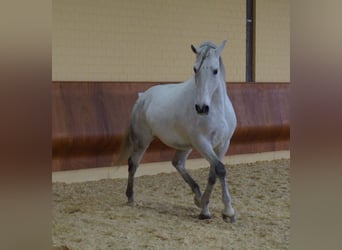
[127,198,135,206]
[222,213,236,223]
[198,213,211,220]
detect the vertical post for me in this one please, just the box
[246,0,254,82]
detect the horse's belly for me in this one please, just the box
[151,123,192,151]
[159,137,191,151]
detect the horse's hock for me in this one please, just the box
[52,82,290,171]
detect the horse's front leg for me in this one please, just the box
[193,138,235,222]
[198,165,216,219]
[215,140,235,222]
[216,162,235,222]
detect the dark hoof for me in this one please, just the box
[127,198,135,206]
[222,214,236,223]
[198,213,211,220]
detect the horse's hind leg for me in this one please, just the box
[126,135,152,205]
[172,150,202,207]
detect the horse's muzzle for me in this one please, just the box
[195,104,209,115]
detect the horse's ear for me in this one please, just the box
[191,44,198,54]
[216,40,227,56]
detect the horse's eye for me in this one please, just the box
[213,69,218,75]
[193,67,197,73]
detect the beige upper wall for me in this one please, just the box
[52,0,290,83]
[255,0,290,82]
[52,0,246,82]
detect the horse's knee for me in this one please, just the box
[172,156,186,169]
[215,161,227,178]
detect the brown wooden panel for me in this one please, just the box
[52,82,290,171]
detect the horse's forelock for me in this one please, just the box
[196,42,225,75]
[199,43,227,81]
[199,41,217,50]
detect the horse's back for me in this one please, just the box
[138,81,193,119]
[143,81,192,105]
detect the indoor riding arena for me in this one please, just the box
[52,1,290,249]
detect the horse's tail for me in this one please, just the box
[115,126,132,166]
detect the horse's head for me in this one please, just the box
[191,40,227,115]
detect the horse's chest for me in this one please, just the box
[198,116,229,144]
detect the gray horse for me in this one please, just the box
[119,40,237,222]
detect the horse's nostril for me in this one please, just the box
[195,104,200,113]
[203,105,209,114]
[195,104,209,115]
